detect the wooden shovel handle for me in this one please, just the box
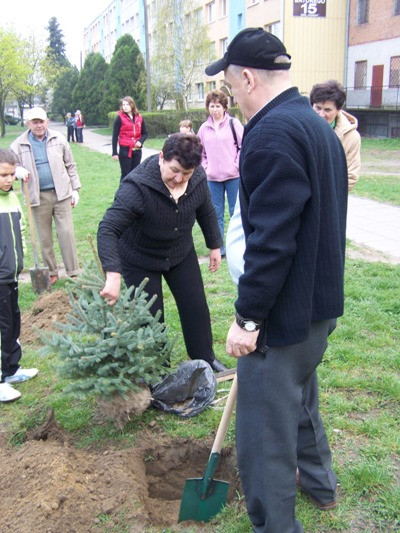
[23,184,40,267]
[211,372,238,455]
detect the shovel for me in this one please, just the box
[178,372,238,523]
[23,184,51,294]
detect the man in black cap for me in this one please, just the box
[206,28,348,532]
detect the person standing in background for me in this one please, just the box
[65,112,75,143]
[310,80,361,191]
[75,110,85,143]
[112,96,148,181]
[179,119,194,134]
[10,107,81,285]
[197,90,243,256]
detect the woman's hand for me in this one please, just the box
[100,272,122,306]
[209,248,221,272]
[112,155,119,161]
[135,141,142,148]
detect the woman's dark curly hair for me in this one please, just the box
[162,133,203,169]
[205,90,228,110]
[309,80,346,110]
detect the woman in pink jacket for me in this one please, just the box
[197,90,243,256]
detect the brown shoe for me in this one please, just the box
[296,468,337,510]
[50,275,59,285]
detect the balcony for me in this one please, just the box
[346,85,400,110]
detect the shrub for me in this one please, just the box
[108,107,244,137]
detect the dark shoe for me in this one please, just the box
[210,358,228,373]
[296,469,337,510]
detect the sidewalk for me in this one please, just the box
[347,196,400,262]
[52,122,400,264]
[51,122,158,160]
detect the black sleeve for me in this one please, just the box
[97,180,144,273]
[138,117,148,145]
[112,116,122,155]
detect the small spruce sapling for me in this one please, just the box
[40,261,173,405]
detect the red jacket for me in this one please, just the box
[118,111,143,157]
[75,114,84,127]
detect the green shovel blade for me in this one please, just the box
[178,452,229,523]
[178,477,229,523]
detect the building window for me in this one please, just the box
[206,81,216,92]
[238,13,243,27]
[394,0,400,15]
[207,1,216,22]
[197,83,204,100]
[221,0,227,17]
[357,0,369,24]
[208,41,216,63]
[389,56,400,87]
[220,37,228,55]
[184,13,191,31]
[265,21,281,38]
[194,8,202,25]
[354,61,367,89]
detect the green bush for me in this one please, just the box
[107,106,245,137]
[48,113,64,122]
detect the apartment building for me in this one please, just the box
[347,0,399,103]
[83,1,352,108]
[345,0,400,135]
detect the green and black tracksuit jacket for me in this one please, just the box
[0,189,25,285]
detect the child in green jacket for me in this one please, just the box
[0,149,38,402]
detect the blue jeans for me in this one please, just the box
[208,178,239,255]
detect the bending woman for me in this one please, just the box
[112,96,148,181]
[98,134,227,372]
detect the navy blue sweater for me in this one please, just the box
[237,87,348,346]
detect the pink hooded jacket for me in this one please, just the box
[197,113,244,182]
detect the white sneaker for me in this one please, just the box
[4,368,38,384]
[0,383,21,402]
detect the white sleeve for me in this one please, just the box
[226,196,245,285]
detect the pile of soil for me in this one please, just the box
[0,421,240,532]
[20,290,72,345]
[2,291,241,532]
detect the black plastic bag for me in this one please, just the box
[151,360,216,418]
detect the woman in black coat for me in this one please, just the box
[98,134,227,372]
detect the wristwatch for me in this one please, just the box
[235,312,262,332]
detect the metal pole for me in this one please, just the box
[143,0,152,111]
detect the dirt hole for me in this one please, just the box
[144,439,240,506]
[1,423,242,532]
[142,440,241,527]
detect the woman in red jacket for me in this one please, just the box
[112,96,148,181]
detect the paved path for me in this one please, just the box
[52,122,400,264]
[347,196,400,262]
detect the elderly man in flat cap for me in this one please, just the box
[206,28,348,532]
[11,107,81,283]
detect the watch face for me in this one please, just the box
[244,321,256,332]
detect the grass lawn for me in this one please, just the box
[352,138,400,206]
[0,126,399,531]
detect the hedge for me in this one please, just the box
[107,106,245,137]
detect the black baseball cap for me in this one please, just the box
[205,27,291,76]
